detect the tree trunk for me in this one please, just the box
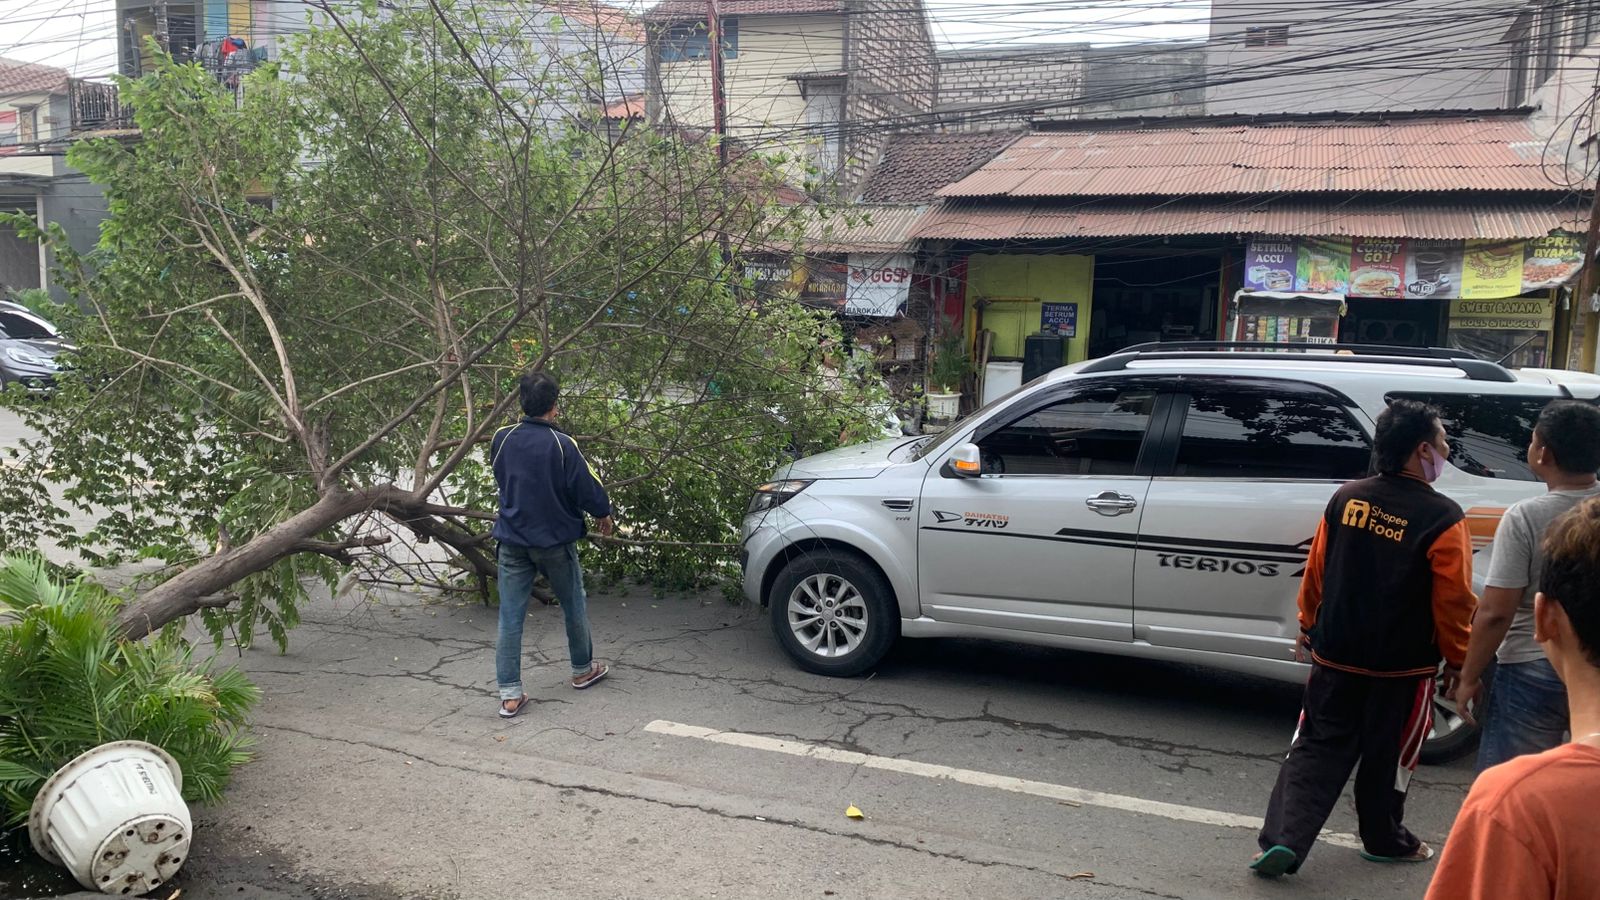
[117,489,378,639]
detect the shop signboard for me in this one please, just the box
[1448,297,1557,331]
[1522,234,1585,291]
[1404,239,1464,299]
[1349,239,1405,299]
[845,254,912,317]
[1460,240,1525,299]
[1245,240,1297,292]
[1244,233,1585,300]
[1041,302,1078,337]
[745,256,848,309]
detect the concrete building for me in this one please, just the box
[1205,0,1523,115]
[644,0,937,195]
[0,59,112,300]
[935,42,1206,129]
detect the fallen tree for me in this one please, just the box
[0,1,886,646]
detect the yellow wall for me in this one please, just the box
[659,14,844,183]
[965,253,1095,362]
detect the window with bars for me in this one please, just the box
[1243,25,1289,48]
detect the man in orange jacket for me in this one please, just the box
[1252,399,1475,877]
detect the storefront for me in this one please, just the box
[1237,233,1584,363]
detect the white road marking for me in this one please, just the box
[644,720,1363,850]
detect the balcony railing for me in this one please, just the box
[69,78,135,132]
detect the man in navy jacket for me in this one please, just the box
[491,372,614,717]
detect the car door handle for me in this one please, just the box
[1085,491,1138,516]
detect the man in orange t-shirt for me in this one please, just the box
[1426,497,1600,900]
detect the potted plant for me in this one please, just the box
[926,334,970,425]
[0,555,259,893]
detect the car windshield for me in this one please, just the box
[910,380,1033,461]
[0,309,56,340]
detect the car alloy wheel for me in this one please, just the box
[787,573,869,658]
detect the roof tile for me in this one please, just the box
[859,131,1021,204]
[0,57,70,98]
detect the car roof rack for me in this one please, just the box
[1079,341,1517,383]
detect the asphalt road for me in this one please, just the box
[123,584,1470,900]
[1,406,1475,899]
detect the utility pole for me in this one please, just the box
[707,0,727,167]
[153,0,171,55]
[1576,162,1600,372]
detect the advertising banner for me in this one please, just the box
[1244,233,1584,301]
[745,256,848,309]
[845,254,912,317]
[1460,240,1526,299]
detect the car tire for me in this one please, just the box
[1419,689,1479,765]
[768,549,898,677]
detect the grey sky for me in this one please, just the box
[0,0,1212,77]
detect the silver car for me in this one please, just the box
[740,343,1600,761]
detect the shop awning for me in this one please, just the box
[913,199,1587,242]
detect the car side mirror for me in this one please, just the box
[944,443,982,478]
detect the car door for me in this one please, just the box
[1132,378,1373,661]
[918,380,1172,642]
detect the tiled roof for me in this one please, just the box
[939,118,1569,198]
[0,57,69,98]
[913,198,1588,242]
[645,0,842,21]
[859,131,1021,204]
[602,94,645,119]
[547,1,644,41]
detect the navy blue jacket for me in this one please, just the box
[489,418,612,549]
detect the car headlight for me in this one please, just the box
[5,347,55,368]
[747,479,813,514]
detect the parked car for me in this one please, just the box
[0,300,66,392]
[740,342,1600,762]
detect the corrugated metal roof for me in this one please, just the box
[939,118,1570,198]
[645,0,841,20]
[913,199,1587,241]
[802,204,929,252]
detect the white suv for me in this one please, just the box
[739,343,1600,760]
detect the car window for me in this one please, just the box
[1173,389,1371,480]
[1388,392,1552,482]
[977,387,1154,476]
[0,310,55,340]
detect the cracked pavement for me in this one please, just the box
[164,585,1474,900]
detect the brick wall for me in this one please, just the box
[841,0,936,194]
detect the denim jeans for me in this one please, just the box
[495,541,593,701]
[1477,657,1568,771]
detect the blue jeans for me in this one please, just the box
[495,541,594,700]
[1477,657,1568,771]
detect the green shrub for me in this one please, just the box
[0,555,260,826]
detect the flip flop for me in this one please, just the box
[498,694,530,719]
[1361,843,1434,864]
[1250,845,1298,878]
[571,663,610,690]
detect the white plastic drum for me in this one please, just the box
[27,741,192,895]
